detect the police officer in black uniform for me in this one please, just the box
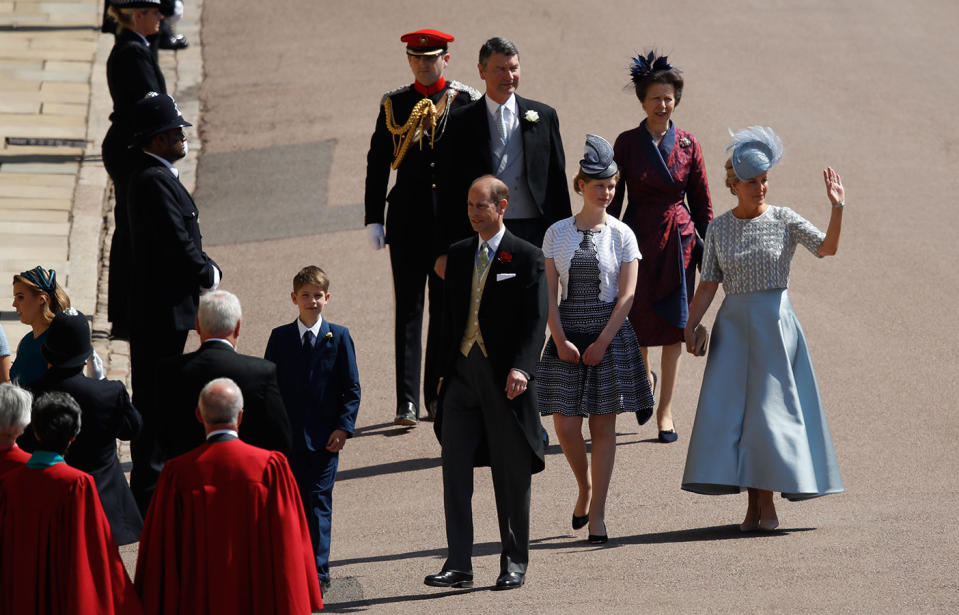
[365,29,480,426]
[125,93,220,513]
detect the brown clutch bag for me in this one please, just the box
[693,324,709,356]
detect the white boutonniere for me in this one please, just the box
[679,137,691,148]
[524,110,540,123]
[323,331,334,342]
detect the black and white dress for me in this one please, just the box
[537,216,654,416]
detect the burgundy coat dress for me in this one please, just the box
[608,120,713,346]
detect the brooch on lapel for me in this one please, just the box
[523,110,540,124]
[679,137,691,148]
[498,251,513,263]
[323,331,334,342]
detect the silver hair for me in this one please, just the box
[0,383,32,433]
[198,377,244,425]
[198,290,242,338]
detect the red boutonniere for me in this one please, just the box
[498,251,513,263]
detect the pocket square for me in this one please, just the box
[496,273,516,281]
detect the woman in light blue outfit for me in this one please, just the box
[681,127,845,531]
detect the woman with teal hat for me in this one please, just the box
[681,126,846,531]
[10,266,71,388]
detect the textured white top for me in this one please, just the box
[701,205,824,295]
[543,216,641,303]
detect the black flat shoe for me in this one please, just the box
[494,571,525,590]
[658,429,678,443]
[587,533,608,544]
[572,513,589,530]
[424,570,473,588]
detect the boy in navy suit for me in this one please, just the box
[265,266,361,590]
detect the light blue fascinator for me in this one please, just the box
[726,126,783,180]
[580,134,618,179]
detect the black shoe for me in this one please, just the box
[587,532,609,544]
[494,571,525,590]
[424,570,473,588]
[572,513,589,530]
[158,33,189,50]
[658,429,678,443]
[319,578,331,594]
[635,406,653,426]
[424,399,438,421]
[394,402,417,426]
[636,371,657,425]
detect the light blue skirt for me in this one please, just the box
[681,289,844,501]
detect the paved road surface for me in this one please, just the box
[195,1,959,612]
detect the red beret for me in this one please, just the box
[400,29,454,56]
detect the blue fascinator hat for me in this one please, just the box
[726,126,783,180]
[580,134,618,179]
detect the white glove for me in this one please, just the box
[366,223,386,250]
[85,350,106,380]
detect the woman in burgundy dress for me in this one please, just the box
[608,52,712,442]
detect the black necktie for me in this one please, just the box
[303,330,315,359]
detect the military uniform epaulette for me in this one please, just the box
[380,84,411,105]
[448,80,481,101]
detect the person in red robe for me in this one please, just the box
[135,377,323,614]
[0,383,32,475]
[0,391,143,615]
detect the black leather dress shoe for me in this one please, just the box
[394,402,417,426]
[158,33,189,50]
[494,571,525,590]
[424,570,473,588]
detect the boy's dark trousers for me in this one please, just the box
[290,448,338,583]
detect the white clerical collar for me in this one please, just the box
[477,225,506,258]
[144,151,179,178]
[485,93,517,118]
[206,429,238,440]
[297,317,323,341]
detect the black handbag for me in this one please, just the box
[564,330,598,354]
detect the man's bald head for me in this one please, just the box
[197,377,244,430]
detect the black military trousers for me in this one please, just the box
[128,327,187,515]
[389,241,442,413]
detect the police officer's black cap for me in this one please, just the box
[110,0,162,8]
[130,92,192,145]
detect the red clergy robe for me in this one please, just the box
[0,444,29,476]
[135,439,323,614]
[0,463,143,615]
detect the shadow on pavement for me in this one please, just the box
[332,535,568,568]
[608,525,816,545]
[335,456,441,481]
[323,586,483,613]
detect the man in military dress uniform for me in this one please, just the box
[365,29,480,426]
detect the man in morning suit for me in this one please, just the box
[154,290,291,462]
[126,92,220,514]
[365,29,480,426]
[29,309,143,546]
[424,175,547,591]
[436,36,571,267]
[135,379,323,614]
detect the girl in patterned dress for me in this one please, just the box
[537,135,654,543]
[682,127,845,531]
